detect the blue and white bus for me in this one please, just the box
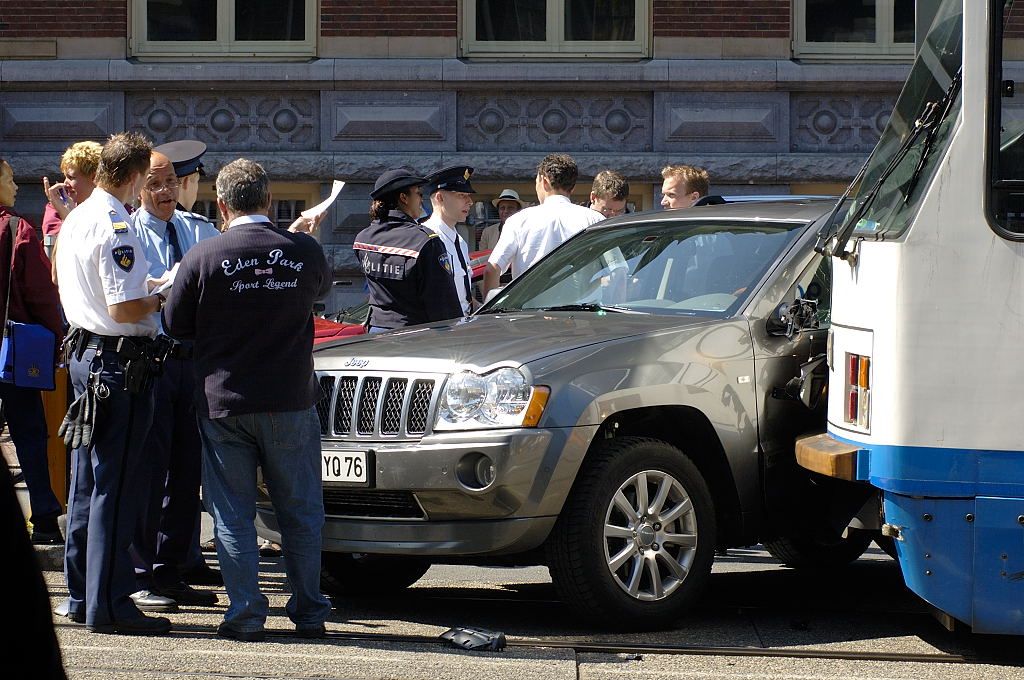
[798,0,1024,635]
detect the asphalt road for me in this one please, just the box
[46,538,1024,680]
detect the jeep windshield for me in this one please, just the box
[481,220,805,318]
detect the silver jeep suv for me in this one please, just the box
[256,200,864,628]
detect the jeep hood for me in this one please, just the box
[314,312,720,374]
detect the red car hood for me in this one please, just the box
[313,248,491,344]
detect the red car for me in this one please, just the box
[314,249,491,343]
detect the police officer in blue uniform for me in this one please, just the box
[421,166,477,316]
[354,168,463,331]
[130,147,221,610]
[152,140,227,588]
[55,131,173,636]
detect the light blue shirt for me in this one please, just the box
[132,207,220,278]
[132,206,220,329]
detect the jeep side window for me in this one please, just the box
[797,257,832,327]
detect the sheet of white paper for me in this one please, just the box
[301,180,345,219]
[151,262,179,295]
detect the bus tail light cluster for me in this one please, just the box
[844,353,870,428]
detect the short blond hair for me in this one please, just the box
[59,141,103,178]
[661,164,709,198]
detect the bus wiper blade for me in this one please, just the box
[477,306,519,314]
[902,69,962,201]
[829,67,962,259]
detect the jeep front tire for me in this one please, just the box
[547,436,716,629]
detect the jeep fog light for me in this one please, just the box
[475,456,497,487]
[456,453,496,490]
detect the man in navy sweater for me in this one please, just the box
[163,158,332,641]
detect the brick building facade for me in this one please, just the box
[0,1,1010,310]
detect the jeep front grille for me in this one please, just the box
[315,376,335,435]
[357,378,382,435]
[315,371,443,440]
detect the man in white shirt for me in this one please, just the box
[421,165,477,316]
[484,154,603,296]
[55,131,173,636]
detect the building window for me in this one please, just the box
[794,0,914,60]
[194,183,318,231]
[131,0,315,57]
[462,0,649,58]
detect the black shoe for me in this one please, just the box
[180,564,224,586]
[130,589,179,612]
[88,615,172,636]
[295,623,326,639]
[217,622,266,642]
[153,581,218,606]
[31,529,64,545]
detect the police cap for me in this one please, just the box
[371,167,426,200]
[424,165,476,195]
[153,140,207,177]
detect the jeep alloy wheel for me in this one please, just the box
[547,436,716,629]
[603,469,698,601]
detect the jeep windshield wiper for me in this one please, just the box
[535,303,642,314]
[476,306,519,314]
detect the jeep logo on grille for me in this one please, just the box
[345,358,369,368]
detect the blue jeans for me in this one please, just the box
[197,408,330,632]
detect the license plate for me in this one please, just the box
[322,450,372,486]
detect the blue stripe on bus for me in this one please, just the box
[825,431,1024,498]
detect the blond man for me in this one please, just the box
[660,165,709,209]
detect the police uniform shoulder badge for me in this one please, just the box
[109,209,129,234]
[438,251,453,275]
[112,245,135,272]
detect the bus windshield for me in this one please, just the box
[835,0,963,242]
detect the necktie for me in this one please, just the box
[453,233,473,308]
[166,220,184,264]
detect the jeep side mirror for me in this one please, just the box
[767,298,820,338]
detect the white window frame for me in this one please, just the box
[461,0,650,59]
[130,0,316,58]
[195,183,320,231]
[794,0,914,61]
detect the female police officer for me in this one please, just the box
[353,168,462,332]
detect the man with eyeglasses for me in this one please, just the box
[129,149,221,613]
[587,169,630,218]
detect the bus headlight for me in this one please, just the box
[437,368,549,430]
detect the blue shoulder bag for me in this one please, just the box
[0,216,56,390]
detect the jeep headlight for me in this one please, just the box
[436,368,549,430]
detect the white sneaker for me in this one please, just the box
[130,589,178,612]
